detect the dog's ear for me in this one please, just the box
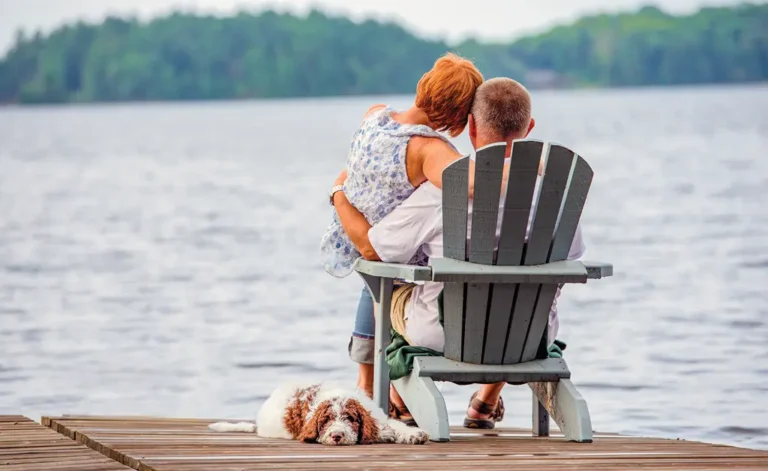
[347,400,379,444]
[283,397,307,438]
[298,401,330,443]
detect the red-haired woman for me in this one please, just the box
[320,53,484,422]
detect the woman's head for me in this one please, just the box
[415,53,484,137]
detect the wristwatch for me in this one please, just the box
[329,185,345,205]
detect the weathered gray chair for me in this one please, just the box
[355,140,613,442]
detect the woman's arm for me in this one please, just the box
[421,138,511,198]
[333,191,380,261]
[331,171,380,260]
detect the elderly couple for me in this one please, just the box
[320,53,585,429]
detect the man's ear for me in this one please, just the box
[468,114,478,149]
[525,117,536,137]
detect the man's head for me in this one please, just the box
[468,77,535,154]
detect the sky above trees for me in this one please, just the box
[0,0,744,52]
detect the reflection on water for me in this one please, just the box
[1,85,767,450]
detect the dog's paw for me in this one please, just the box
[378,424,398,443]
[400,427,429,445]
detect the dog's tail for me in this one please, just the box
[208,421,257,433]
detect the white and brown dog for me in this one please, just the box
[208,381,429,446]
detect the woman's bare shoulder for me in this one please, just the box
[405,136,461,187]
[362,104,387,120]
[412,135,460,156]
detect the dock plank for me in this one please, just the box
[0,416,131,470]
[42,415,768,471]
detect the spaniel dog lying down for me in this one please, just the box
[208,381,429,446]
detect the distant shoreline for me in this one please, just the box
[1,81,765,108]
[2,5,765,105]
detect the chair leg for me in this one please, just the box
[373,278,394,414]
[532,392,550,437]
[529,379,593,442]
[393,372,450,442]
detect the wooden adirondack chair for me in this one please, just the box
[354,140,613,442]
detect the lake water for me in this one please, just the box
[1,85,767,450]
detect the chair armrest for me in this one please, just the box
[354,259,433,282]
[429,258,589,284]
[583,261,613,279]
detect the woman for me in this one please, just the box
[320,52,484,423]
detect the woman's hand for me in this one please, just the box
[334,169,348,187]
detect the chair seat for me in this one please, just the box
[411,356,571,384]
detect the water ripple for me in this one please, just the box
[234,362,336,373]
[0,86,767,450]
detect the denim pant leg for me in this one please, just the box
[348,287,375,364]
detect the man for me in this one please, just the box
[332,77,585,427]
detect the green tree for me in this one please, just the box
[1,4,767,104]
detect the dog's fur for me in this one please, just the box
[208,381,429,446]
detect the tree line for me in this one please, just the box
[0,4,766,104]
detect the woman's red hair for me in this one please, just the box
[415,53,484,137]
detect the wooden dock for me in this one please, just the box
[0,416,130,470]
[26,415,767,470]
[2,415,766,470]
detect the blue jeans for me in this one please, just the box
[349,287,375,364]
[353,287,375,339]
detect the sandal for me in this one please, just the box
[463,391,505,429]
[389,401,417,427]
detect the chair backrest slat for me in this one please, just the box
[442,156,470,261]
[519,284,559,362]
[549,155,593,261]
[481,140,540,364]
[522,145,574,265]
[503,145,575,364]
[442,282,466,361]
[496,141,542,266]
[441,156,470,360]
[462,144,506,363]
[481,283,516,364]
[518,152,593,363]
[468,143,506,264]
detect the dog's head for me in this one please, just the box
[298,397,378,446]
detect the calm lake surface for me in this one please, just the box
[1,85,767,450]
